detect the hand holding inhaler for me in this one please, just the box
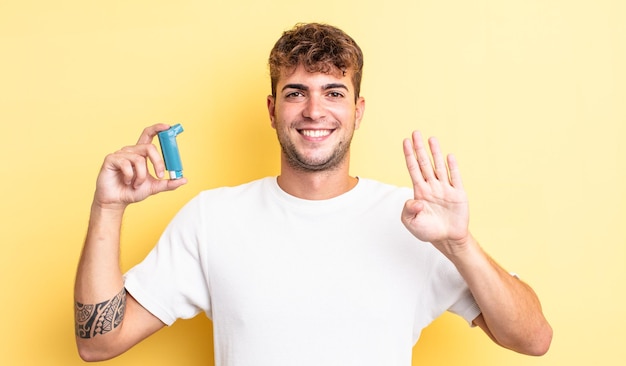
[158,124,184,179]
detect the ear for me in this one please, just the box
[267,95,276,128]
[354,96,365,130]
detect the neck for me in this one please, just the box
[277,156,358,200]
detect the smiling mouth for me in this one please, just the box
[299,129,333,138]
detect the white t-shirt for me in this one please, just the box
[125,177,480,366]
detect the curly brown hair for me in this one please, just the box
[268,23,364,100]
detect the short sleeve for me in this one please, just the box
[124,196,211,325]
[420,253,482,328]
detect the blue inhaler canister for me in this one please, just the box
[157,124,184,179]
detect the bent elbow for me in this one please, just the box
[77,348,103,363]
[508,323,553,357]
[77,349,102,363]
[528,324,553,356]
[76,340,120,363]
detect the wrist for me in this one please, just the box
[90,200,127,222]
[92,193,129,211]
[432,233,478,261]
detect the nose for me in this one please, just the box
[302,94,326,121]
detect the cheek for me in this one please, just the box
[332,106,357,124]
[275,106,299,125]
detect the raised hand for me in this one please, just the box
[93,123,187,210]
[401,131,470,256]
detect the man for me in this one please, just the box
[74,23,552,364]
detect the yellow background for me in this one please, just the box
[1,0,624,365]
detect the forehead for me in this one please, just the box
[277,64,355,91]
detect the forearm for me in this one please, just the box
[75,202,126,301]
[74,202,127,359]
[448,235,552,355]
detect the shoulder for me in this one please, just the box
[356,178,413,201]
[155,180,279,238]
[345,178,414,218]
[195,177,274,201]
[175,177,276,218]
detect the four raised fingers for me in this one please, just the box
[404,130,462,188]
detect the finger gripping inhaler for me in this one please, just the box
[157,124,184,179]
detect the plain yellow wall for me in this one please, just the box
[1,1,624,365]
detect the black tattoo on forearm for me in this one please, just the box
[75,288,126,339]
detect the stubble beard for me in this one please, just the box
[277,126,354,173]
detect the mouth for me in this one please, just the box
[298,129,334,138]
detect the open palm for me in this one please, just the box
[401,131,470,253]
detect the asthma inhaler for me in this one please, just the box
[157,124,184,179]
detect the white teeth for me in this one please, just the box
[301,129,331,138]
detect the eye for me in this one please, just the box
[285,91,305,98]
[327,91,345,98]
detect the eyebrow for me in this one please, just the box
[281,83,349,92]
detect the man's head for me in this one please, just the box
[268,23,364,101]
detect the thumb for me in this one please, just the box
[153,177,188,195]
[402,199,424,220]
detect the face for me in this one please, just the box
[267,64,365,172]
